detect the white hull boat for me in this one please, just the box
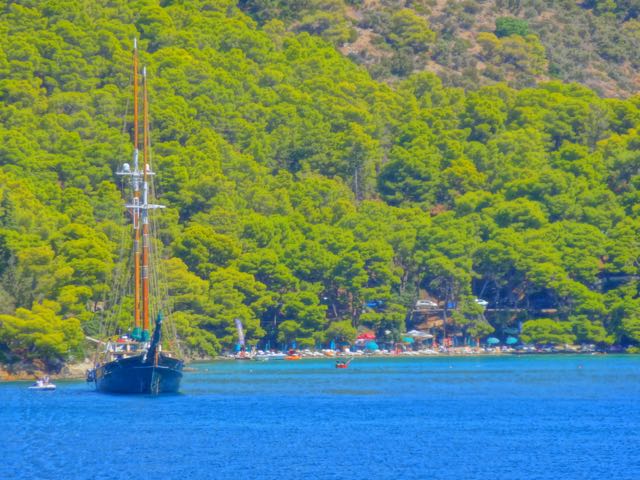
[253,353,287,361]
[29,380,56,391]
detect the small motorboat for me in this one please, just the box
[29,377,56,391]
[335,357,354,369]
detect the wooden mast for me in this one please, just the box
[132,38,142,341]
[141,65,151,341]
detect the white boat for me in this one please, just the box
[253,353,287,361]
[29,378,56,391]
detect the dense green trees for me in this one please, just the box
[495,17,530,38]
[0,301,83,369]
[1,0,640,369]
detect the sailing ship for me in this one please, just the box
[86,40,183,394]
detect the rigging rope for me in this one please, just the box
[148,127,183,358]
[90,71,134,361]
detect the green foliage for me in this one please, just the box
[620,316,640,343]
[453,296,495,338]
[323,319,357,343]
[1,0,640,369]
[0,300,83,369]
[387,9,436,53]
[570,315,613,345]
[584,0,640,19]
[477,32,548,82]
[495,17,530,38]
[520,318,577,345]
[239,0,355,45]
[173,224,240,278]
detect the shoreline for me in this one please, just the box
[1,352,633,382]
[213,351,615,362]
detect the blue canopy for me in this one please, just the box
[402,337,415,344]
[366,300,384,308]
[365,341,379,351]
[486,337,500,345]
[505,336,518,345]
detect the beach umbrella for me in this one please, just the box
[407,330,433,339]
[365,341,379,351]
[486,337,500,345]
[403,336,415,344]
[505,336,518,345]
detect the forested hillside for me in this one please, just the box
[1,0,640,369]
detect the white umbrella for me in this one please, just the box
[406,330,433,339]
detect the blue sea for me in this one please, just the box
[1,355,639,480]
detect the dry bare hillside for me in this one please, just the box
[240,0,640,97]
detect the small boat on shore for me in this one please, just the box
[284,348,301,360]
[29,377,56,391]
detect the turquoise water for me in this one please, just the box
[1,355,639,479]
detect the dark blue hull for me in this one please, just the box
[93,353,183,394]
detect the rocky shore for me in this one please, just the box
[0,360,93,381]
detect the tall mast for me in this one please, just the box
[133,38,139,152]
[132,38,142,341]
[118,43,164,343]
[141,65,151,341]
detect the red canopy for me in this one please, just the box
[357,332,376,340]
